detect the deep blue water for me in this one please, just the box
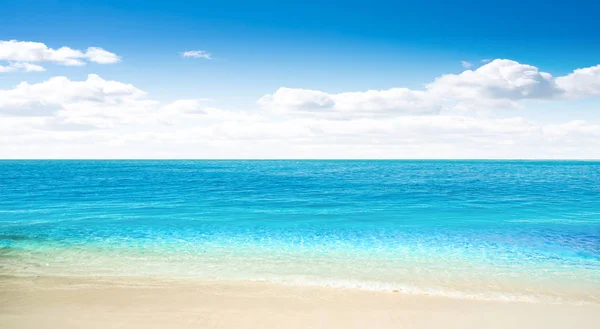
[1,160,599,303]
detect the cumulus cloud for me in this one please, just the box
[258,87,440,116]
[0,74,156,127]
[428,59,560,101]
[182,50,212,59]
[260,59,600,115]
[0,75,230,129]
[0,40,120,72]
[2,58,600,159]
[258,88,335,112]
[555,64,600,98]
[0,74,144,112]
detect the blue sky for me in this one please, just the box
[1,0,599,158]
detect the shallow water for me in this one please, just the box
[1,160,599,303]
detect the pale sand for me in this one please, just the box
[1,276,598,329]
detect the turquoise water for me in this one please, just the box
[1,160,599,303]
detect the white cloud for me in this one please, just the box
[258,88,335,112]
[0,40,120,70]
[158,99,210,125]
[162,99,207,114]
[2,58,600,159]
[0,74,155,127]
[428,59,560,102]
[0,74,145,112]
[555,64,600,98]
[18,62,46,72]
[84,47,121,64]
[0,62,46,73]
[258,87,440,116]
[461,61,473,68]
[2,111,599,159]
[182,50,212,59]
[260,59,600,116]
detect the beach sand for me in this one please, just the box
[1,276,598,329]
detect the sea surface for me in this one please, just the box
[1,160,599,303]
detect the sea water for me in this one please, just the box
[1,160,598,303]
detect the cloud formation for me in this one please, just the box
[258,87,439,117]
[0,40,120,72]
[0,62,45,73]
[182,50,212,59]
[1,59,600,159]
[0,74,157,127]
[555,64,600,98]
[260,59,600,115]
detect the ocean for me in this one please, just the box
[1,160,598,303]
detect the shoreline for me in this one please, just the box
[2,276,599,329]
[2,272,597,305]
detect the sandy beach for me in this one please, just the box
[1,276,598,329]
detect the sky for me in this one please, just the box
[1,0,599,159]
